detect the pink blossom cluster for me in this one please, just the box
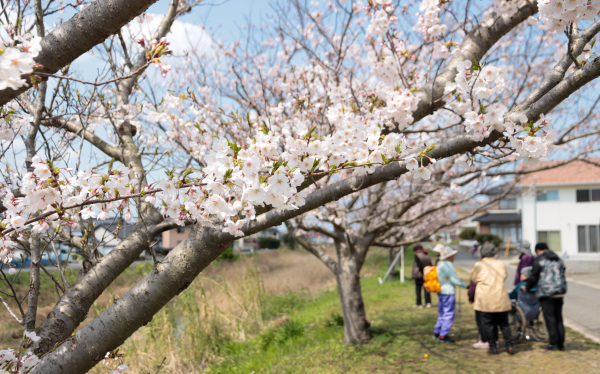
[0,102,31,142]
[0,331,41,373]
[444,59,555,165]
[493,0,530,18]
[0,34,42,90]
[416,0,448,37]
[538,0,600,31]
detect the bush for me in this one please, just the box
[261,289,311,321]
[459,228,477,240]
[475,233,503,247]
[260,237,280,249]
[325,313,344,328]
[260,320,305,350]
[218,244,239,262]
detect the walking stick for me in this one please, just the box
[457,285,462,338]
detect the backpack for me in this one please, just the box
[423,266,441,293]
[536,258,567,298]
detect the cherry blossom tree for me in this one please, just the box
[1,0,600,372]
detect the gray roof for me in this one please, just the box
[473,212,521,224]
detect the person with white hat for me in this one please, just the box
[433,245,467,343]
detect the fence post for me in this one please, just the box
[400,246,405,283]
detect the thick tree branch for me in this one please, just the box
[41,117,122,161]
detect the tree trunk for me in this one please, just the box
[336,256,372,343]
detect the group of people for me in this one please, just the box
[411,240,567,354]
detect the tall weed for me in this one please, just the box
[92,261,267,373]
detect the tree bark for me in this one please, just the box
[335,254,372,343]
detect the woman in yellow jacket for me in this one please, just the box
[471,242,514,355]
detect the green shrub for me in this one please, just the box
[325,313,344,328]
[459,228,477,240]
[261,289,311,321]
[218,245,239,262]
[259,237,280,249]
[282,232,297,249]
[475,233,503,247]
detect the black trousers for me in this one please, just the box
[415,280,431,306]
[480,311,512,348]
[541,297,565,349]
[475,311,490,341]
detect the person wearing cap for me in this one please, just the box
[514,240,535,286]
[433,245,467,343]
[470,242,514,355]
[524,242,567,351]
[412,243,433,308]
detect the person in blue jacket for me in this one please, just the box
[433,246,468,343]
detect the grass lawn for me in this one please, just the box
[206,252,600,374]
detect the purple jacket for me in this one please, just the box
[514,254,535,285]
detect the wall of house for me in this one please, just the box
[162,226,193,249]
[521,183,600,264]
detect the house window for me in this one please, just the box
[538,231,561,252]
[499,198,517,209]
[490,223,521,243]
[537,190,559,201]
[576,189,600,202]
[578,225,600,252]
[176,227,185,233]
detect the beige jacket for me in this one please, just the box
[470,257,512,313]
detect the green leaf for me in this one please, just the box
[310,158,321,172]
[591,39,596,49]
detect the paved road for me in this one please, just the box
[454,252,600,344]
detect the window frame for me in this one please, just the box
[576,189,591,202]
[499,198,517,210]
[537,190,559,202]
[578,225,600,253]
[537,230,562,252]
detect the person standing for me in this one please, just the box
[524,242,567,351]
[412,244,432,308]
[471,243,514,355]
[433,246,467,343]
[515,240,535,285]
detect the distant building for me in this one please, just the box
[473,185,522,246]
[161,225,192,250]
[93,220,162,256]
[517,159,600,272]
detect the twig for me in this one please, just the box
[0,294,24,325]
[152,357,167,374]
[35,60,152,86]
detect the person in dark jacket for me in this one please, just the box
[524,243,567,351]
[412,244,432,308]
[514,240,535,285]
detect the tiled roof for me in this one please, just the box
[515,159,600,185]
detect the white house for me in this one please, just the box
[518,159,600,273]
